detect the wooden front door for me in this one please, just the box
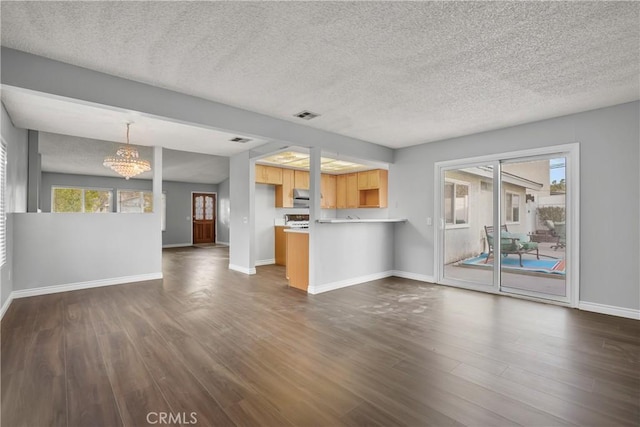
[192,193,216,244]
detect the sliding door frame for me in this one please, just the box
[434,143,580,307]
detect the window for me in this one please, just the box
[117,190,153,213]
[506,192,520,223]
[52,187,112,213]
[0,142,6,266]
[444,180,469,226]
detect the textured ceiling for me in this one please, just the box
[39,132,229,184]
[1,2,639,147]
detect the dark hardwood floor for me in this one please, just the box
[2,246,639,426]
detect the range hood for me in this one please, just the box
[293,188,310,208]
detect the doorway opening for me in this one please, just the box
[192,192,216,245]
[435,144,579,306]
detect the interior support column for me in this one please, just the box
[27,130,40,213]
[307,147,322,292]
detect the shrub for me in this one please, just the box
[537,206,565,223]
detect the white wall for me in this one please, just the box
[1,103,28,311]
[12,212,162,291]
[390,101,640,310]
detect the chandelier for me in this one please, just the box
[103,123,151,180]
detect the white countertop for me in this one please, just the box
[283,228,309,234]
[316,218,407,224]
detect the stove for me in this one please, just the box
[285,214,309,229]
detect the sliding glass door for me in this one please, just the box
[436,146,577,305]
[442,165,494,287]
[500,157,567,300]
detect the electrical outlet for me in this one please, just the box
[426,217,432,226]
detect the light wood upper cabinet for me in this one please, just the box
[357,169,388,208]
[255,164,283,185]
[336,175,347,209]
[337,174,358,209]
[357,169,383,190]
[321,174,337,209]
[294,170,310,189]
[346,173,359,208]
[275,168,294,208]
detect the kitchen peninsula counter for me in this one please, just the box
[316,218,407,224]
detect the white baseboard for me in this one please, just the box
[162,243,192,248]
[11,273,164,299]
[228,264,256,275]
[308,271,394,295]
[215,241,229,246]
[391,270,436,283]
[578,301,640,320]
[0,293,14,320]
[255,259,275,266]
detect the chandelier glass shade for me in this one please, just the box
[103,123,151,180]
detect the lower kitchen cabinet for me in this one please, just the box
[274,226,288,265]
[285,231,309,291]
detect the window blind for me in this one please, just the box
[0,142,7,267]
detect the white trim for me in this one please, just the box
[0,293,13,320]
[162,243,193,248]
[215,241,229,246]
[308,271,393,295]
[391,270,435,283]
[10,273,163,299]
[228,264,256,275]
[578,301,640,320]
[255,258,275,266]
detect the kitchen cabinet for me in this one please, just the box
[346,173,359,208]
[255,164,283,185]
[294,170,310,190]
[357,169,388,208]
[275,226,288,265]
[275,168,294,208]
[336,174,346,209]
[321,174,337,209]
[336,173,358,209]
[358,169,381,189]
[285,230,309,291]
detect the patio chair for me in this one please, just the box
[544,220,566,250]
[484,224,540,267]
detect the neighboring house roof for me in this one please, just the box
[459,166,544,190]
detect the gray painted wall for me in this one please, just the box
[40,172,218,246]
[162,181,218,246]
[13,212,161,290]
[389,101,640,310]
[217,178,230,244]
[255,184,276,263]
[1,103,28,310]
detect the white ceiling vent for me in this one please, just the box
[230,137,252,143]
[293,110,321,120]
